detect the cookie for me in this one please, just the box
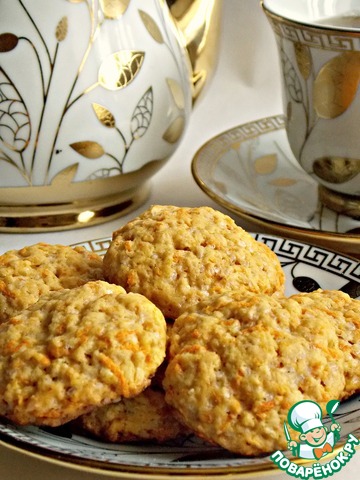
[0,281,167,426]
[163,290,347,456]
[77,386,189,443]
[103,205,285,318]
[0,243,103,323]
[290,290,360,399]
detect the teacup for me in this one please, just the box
[262,0,360,218]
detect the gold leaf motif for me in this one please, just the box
[0,68,31,152]
[92,103,116,128]
[269,178,297,187]
[51,164,78,186]
[100,0,130,19]
[214,180,227,194]
[254,154,277,175]
[131,87,153,139]
[281,47,303,103]
[314,52,360,119]
[231,141,241,150]
[0,33,18,52]
[294,42,312,80]
[67,0,85,3]
[98,51,145,91]
[139,10,164,44]
[166,78,185,109]
[70,141,105,159]
[55,17,68,42]
[162,115,185,144]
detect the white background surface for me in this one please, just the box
[0,1,358,479]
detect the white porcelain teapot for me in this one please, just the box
[0,0,222,230]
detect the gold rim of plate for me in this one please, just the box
[0,436,350,479]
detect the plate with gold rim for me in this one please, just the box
[191,114,360,257]
[0,234,359,478]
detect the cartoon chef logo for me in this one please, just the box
[284,400,341,460]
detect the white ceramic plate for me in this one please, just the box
[0,234,359,478]
[191,115,360,257]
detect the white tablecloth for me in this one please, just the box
[0,1,358,478]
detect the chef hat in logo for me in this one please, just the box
[288,400,323,434]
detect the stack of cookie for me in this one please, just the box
[0,205,359,456]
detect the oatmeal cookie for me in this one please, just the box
[0,243,103,323]
[103,205,285,318]
[163,291,346,456]
[77,386,189,443]
[0,281,166,426]
[290,290,360,399]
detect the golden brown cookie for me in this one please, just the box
[0,243,103,323]
[77,386,189,443]
[290,290,360,399]
[0,281,167,426]
[163,290,348,456]
[103,205,285,318]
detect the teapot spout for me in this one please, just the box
[168,0,223,101]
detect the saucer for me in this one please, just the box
[191,115,360,256]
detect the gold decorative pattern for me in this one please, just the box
[100,0,130,19]
[265,12,360,52]
[169,0,223,100]
[0,68,31,155]
[166,78,185,109]
[139,9,164,44]
[313,157,360,184]
[162,115,185,143]
[269,178,297,187]
[263,3,360,198]
[191,114,360,254]
[254,154,277,175]
[294,42,312,80]
[70,141,105,159]
[281,46,303,104]
[313,52,360,119]
[98,51,145,90]
[55,16,68,42]
[0,0,198,230]
[92,103,116,128]
[319,186,360,218]
[51,163,79,186]
[130,87,153,140]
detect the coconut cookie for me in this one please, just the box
[0,281,167,426]
[77,386,190,443]
[103,205,285,319]
[0,243,103,323]
[163,290,347,456]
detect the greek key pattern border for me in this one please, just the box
[268,15,360,51]
[72,237,112,256]
[197,115,286,162]
[255,234,360,283]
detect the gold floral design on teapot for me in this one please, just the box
[0,0,222,230]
